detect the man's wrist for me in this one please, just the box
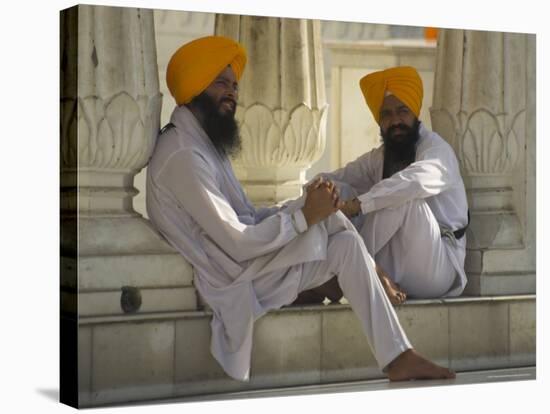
[292,209,308,233]
[352,198,361,216]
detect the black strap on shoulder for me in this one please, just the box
[159,122,175,135]
[453,209,470,240]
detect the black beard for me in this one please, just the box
[381,119,421,178]
[189,91,241,158]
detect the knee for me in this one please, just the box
[405,198,429,211]
[328,230,365,256]
[402,199,434,223]
[336,229,363,244]
[389,198,428,213]
[370,198,430,220]
[329,230,376,284]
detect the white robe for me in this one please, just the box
[317,123,469,297]
[146,106,412,381]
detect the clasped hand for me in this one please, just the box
[302,177,341,227]
[339,197,361,219]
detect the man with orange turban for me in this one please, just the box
[315,66,469,306]
[147,38,455,384]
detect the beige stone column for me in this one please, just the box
[431,29,535,295]
[215,16,328,205]
[61,5,196,318]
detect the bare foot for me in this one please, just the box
[386,349,456,381]
[376,265,407,305]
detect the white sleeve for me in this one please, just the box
[254,205,307,233]
[158,149,308,262]
[254,206,281,223]
[358,144,460,214]
[306,151,376,196]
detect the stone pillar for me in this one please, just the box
[60,5,196,319]
[431,29,536,295]
[215,16,328,205]
[132,9,216,218]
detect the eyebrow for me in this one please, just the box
[381,105,409,113]
[216,75,235,83]
[216,76,238,88]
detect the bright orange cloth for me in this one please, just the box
[166,36,247,105]
[359,66,423,124]
[424,27,439,41]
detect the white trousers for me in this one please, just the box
[356,199,457,298]
[297,212,412,370]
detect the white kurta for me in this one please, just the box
[317,124,469,297]
[146,106,412,381]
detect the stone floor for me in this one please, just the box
[132,365,535,406]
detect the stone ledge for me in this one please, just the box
[77,294,535,407]
[78,294,535,324]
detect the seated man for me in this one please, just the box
[146,36,455,382]
[317,66,469,305]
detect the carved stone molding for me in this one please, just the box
[61,93,161,173]
[236,103,328,169]
[461,109,524,174]
[431,108,525,175]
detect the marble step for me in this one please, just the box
[153,366,536,405]
[75,294,535,407]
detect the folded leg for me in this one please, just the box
[359,199,457,298]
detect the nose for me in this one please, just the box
[226,84,238,102]
[228,89,237,102]
[388,111,402,126]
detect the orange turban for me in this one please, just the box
[359,66,423,124]
[166,36,247,105]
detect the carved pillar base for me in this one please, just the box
[466,176,523,250]
[462,177,534,295]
